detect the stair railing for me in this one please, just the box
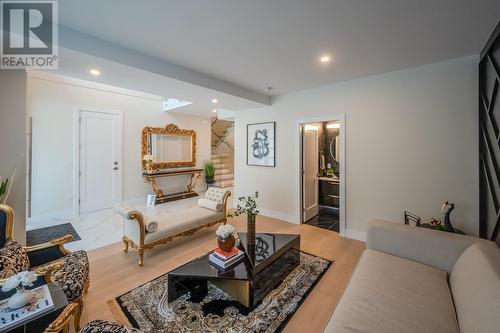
[211,119,234,152]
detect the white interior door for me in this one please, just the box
[79,110,122,213]
[303,126,319,221]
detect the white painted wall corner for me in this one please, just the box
[345,228,367,242]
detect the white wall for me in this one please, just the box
[235,56,479,237]
[0,70,27,243]
[28,73,211,218]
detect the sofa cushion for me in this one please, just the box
[145,206,224,243]
[325,249,458,333]
[197,198,222,212]
[449,243,500,333]
[205,187,226,203]
[0,240,30,279]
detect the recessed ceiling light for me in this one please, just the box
[212,99,218,104]
[212,109,217,113]
[89,69,101,76]
[319,55,331,64]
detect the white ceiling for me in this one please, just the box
[46,47,265,117]
[58,0,500,96]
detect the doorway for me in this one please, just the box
[75,108,123,214]
[299,116,345,234]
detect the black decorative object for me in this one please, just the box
[406,203,465,235]
[404,211,421,226]
[442,201,455,233]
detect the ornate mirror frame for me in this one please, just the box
[141,124,197,169]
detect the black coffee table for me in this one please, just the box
[167,233,300,308]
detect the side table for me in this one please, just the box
[418,223,465,235]
[1,284,68,333]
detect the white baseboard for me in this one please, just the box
[259,209,300,224]
[345,228,367,242]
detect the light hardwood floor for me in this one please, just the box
[79,215,365,333]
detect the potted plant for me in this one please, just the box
[215,224,237,252]
[204,161,216,186]
[0,177,9,204]
[0,170,15,204]
[228,192,259,242]
[2,271,37,309]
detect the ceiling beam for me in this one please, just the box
[58,26,271,105]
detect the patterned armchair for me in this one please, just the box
[79,320,144,333]
[0,204,90,331]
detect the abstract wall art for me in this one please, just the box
[247,122,275,167]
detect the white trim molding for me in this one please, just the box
[259,209,299,224]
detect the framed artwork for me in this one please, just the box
[247,122,275,167]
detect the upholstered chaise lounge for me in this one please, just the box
[116,187,231,266]
[0,204,90,331]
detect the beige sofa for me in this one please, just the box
[324,220,500,333]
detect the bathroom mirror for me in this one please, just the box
[329,135,339,163]
[142,124,196,169]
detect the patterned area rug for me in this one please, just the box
[27,223,80,246]
[114,251,331,333]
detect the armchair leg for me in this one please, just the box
[74,299,83,332]
[122,237,129,253]
[84,276,90,294]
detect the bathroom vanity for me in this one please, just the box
[318,177,339,208]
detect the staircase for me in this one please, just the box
[211,119,234,188]
[211,154,234,187]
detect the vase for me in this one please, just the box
[8,288,33,309]
[205,175,215,189]
[247,214,256,245]
[217,234,236,252]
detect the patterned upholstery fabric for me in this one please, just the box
[79,320,143,333]
[52,250,90,301]
[205,187,226,203]
[0,240,30,279]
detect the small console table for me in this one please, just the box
[143,169,203,204]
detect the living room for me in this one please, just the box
[0,1,499,332]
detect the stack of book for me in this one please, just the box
[209,247,245,269]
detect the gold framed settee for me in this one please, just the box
[115,188,231,266]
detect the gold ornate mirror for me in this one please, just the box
[142,124,196,169]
